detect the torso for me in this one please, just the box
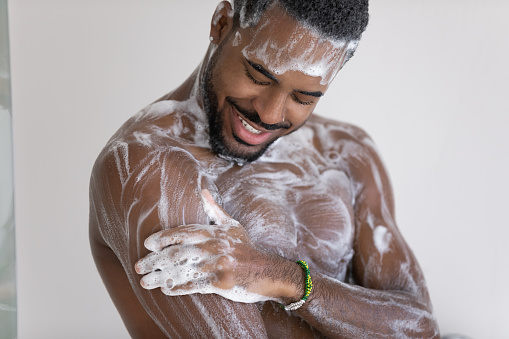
[131,98,361,279]
[91,97,370,337]
[214,139,356,281]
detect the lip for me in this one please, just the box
[229,104,273,146]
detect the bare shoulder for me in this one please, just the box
[305,114,382,171]
[305,114,376,152]
[302,114,394,209]
[99,99,209,160]
[92,99,211,184]
[90,100,213,249]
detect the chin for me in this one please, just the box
[209,131,277,164]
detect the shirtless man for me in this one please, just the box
[89,1,439,337]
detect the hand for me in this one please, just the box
[135,189,274,303]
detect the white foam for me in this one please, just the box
[212,1,231,26]
[373,225,392,255]
[237,2,358,85]
[232,31,242,46]
[242,32,353,85]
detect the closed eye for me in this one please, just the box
[291,93,314,106]
[245,67,271,86]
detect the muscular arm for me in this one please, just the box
[290,133,440,338]
[89,139,269,338]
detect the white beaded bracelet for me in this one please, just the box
[284,299,306,311]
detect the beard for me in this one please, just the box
[202,42,289,164]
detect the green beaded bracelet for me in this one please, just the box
[280,260,313,311]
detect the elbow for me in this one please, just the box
[392,296,440,338]
[419,315,440,338]
[404,308,440,338]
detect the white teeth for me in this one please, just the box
[238,114,262,134]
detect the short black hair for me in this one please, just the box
[232,0,369,42]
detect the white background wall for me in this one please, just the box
[8,0,508,338]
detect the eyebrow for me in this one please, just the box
[246,58,325,98]
[247,59,279,83]
[296,90,324,98]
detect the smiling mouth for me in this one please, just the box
[229,105,274,146]
[237,113,262,134]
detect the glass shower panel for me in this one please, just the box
[0,0,17,337]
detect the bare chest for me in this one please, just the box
[214,161,356,281]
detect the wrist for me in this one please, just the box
[247,255,305,302]
[278,260,313,311]
[279,261,306,302]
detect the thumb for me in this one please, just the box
[200,189,239,226]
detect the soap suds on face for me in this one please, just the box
[242,29,354,85]
[236,2,359,85]
[232,31,243,46]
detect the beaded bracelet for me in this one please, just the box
[280,260,313,311]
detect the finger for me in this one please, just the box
[143,260,212,293]
[144,229,183,252]
[160,277,212,296]
[201,189,239,226]
[136,244,210,275]
[160,265,209,291]
[136,246,184,274]
[144,225,213,252]
[135,250,166,274]
[140,271,164,289]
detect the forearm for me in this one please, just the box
[290,273,439,338]
[199,242,435,338]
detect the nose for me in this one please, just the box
[251,89,287,125]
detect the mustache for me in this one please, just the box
[226,97,291,131]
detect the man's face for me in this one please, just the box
[203,5,348,163]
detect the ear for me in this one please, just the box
[209,1,234,44]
